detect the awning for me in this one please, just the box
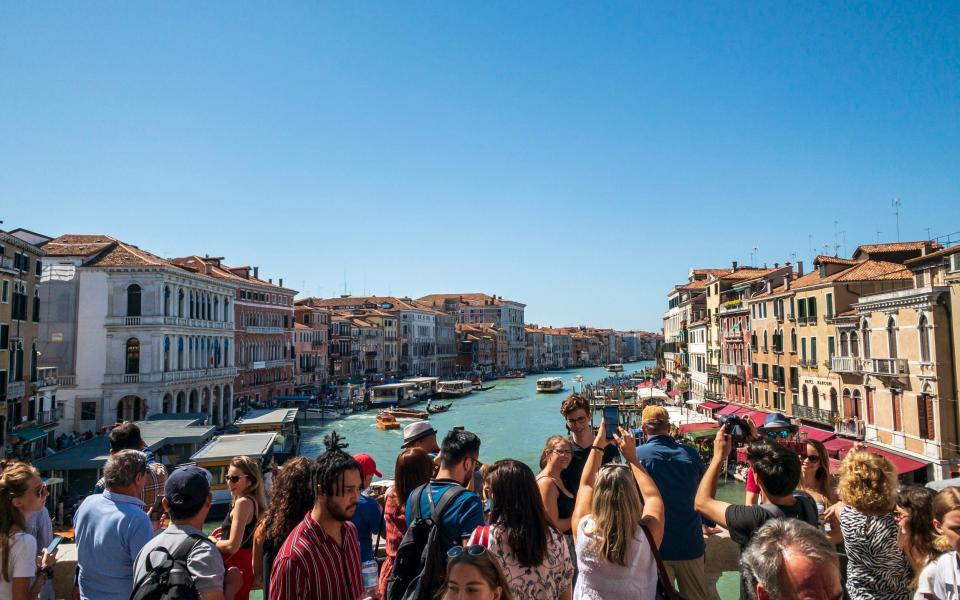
[865,445,929,475]
[717,404,741,416]
[700,401,724,411]
[823,438,854,457]
[740,409,770,427]
[678,422,718,435]
[16,428,46,443]
[799,425,836,443]
[685,428,720,441]
[666,390,681,398]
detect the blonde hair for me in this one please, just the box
[539,435,570,469]
[230,456,267,515]
[838,451,896,513]
[588,464,642,566]
[933,487,960,552]
[0,461,38,581]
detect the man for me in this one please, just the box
[635,406,708,600]
[133,466,242,600]
[270,432,369,600]
[740,518,843,600]
[94,421,167,512]
[407,429,485,543]
[352,452,385,563]
[401,421,439,454]
[75,449,155,600]
[559,394,619,496]
[695,429,817,600]
[745,413,797,505]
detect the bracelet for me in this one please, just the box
[590,446,604,452]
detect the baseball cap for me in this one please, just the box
[354,453,382,478]
[402,421,437,448]
[165,465,212,509]
[641,405,670,426]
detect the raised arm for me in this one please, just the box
[615,426,665,547]
[571,418,609,543]
[694,428,734,528]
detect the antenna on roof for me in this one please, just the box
[876,230,882,243]
[892,197,901,242]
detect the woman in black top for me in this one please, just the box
[536,435,576,534]
[211,456,266,600]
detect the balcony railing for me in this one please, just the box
[244,359,289,370]
[722,330,744,341]
[106,367,237,385]
[0,255,14,271]
[704,390,724,401]
[792,403,838,425]
[245,326,284,335]
[36,409,59,428]
[706,364,719,374]
[865,358,909,377]
[58,375,76,387]
[105,316,234,330]
[6,381,25,399]
[835,418,865,439]
[831,356,863,374]
[719,364,745,378]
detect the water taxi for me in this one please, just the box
[402,377,440,401]
[190,431,278,513]
[503,371,525,379]
[304,404,341,421]
[606,363,624,373]
[369,382,419,408]
[234,408,300,463]
[436,380,474,399]
[536,377,565,393]
[376,413,401,430]
[380,407,429,420]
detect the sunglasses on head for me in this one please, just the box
[225,475,246,484]
[448,545,487,559]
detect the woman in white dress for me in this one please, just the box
[0,461,57,600]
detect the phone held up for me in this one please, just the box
[602,406,620,440]
[150,495,165,521]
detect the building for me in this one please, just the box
[542,327,572,370]
[293,303,330,390]
[417,293,527,370]
[1,229,54,458]
[292,322,325,389]
[748,268,802,417]
[525,326,546,372]
[687,317,709,402]
[39,237,238,434]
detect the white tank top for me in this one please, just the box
[573,514,658,600]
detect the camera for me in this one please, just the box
[717,414,751,441]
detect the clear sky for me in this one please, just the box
[2,2,958,331]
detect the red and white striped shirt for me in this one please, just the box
[269,511,363,600]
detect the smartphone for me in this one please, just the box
[602,406,620,440]
[150,495,165,520]
[46,536,62,554]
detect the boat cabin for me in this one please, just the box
[436,380,474,398]
[401,377,440,400]
[234,408,300,462]
[369,383,418,408]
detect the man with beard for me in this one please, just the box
[269,432,371,600]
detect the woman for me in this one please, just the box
[571,419,664,600]
[469,459,573,599]
[211,456,266,600]
[797,439,837,512]
[536,436,575,534]
[0,461,57,600]
[251,456,314,598]
[442,545,515,600]
[378,448,433,598]
[930,487,960,597]
[895,485,939,599]
[825,450,910,600]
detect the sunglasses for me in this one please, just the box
[804,454,821,463]
[448,545,487,559]
[566,416,588,425]
[765,430,790,439]
[225,475,247,484]
[33,484,48,498]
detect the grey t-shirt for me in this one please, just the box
[133,522,224,594]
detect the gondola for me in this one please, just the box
[427,402,452,414]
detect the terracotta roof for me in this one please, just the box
[45,234,172,267]
[855,241,939,255]
[90,242,169,267]
[294,322,310,330]
[905,243,960,266]
[679,280,708,290]
[305,296,424,312]
[709,267,777,282]
[171,256,294,291]
[692,268,733,277]
[832,260,912,282]
[814,255,858,266]
[417,293,524,308]
[42,234,117,257]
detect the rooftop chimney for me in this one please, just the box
[253,266,259,279]
[774,262,779,268]
[732,261,738,270]
[279,278,283,288]
[766,280,773,294]
[797,261,804,277]
[784,272,793,290]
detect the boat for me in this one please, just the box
[503,371,525,379]
[427,402,451,414]
[606,363,624,373]
[303,404,340,421]
[473,384,496,391]
[190,431,278,514]
[401,377,440,400]
[573,375,584,383]
[369,382,419,408]
[436,380,474,399]
[536,377,565,393]
[381,407,429,420]
[376,413,400,430]
[234,408,301,463]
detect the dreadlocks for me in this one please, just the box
[313,431,361,498]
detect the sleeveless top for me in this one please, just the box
[839,505,910,600]
[538,476,575,533]
[221,501,257,550]
[573,515,657,600]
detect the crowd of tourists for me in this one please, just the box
[3,396,960,599]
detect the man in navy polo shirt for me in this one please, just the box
[635,406,708,600]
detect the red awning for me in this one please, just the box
[667,390,681,398]
[700,401,724,411]
[823,438,854,457]
[799,426,836,443]
[637,381,654,389]
[678,422,718,435]
[716,404,740,416]
[740,409,770,427]
[866,445,929,475]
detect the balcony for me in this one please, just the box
[706,364,719,375]
[245,326,284,335]
[245,359,289,370]
[35,367,58,389]
[106,316,234,330]
[865,358,909,377]
[6,381,25,399]
[36,409,59,429]
[719,364,745,378]
[792,403,838,426]
[57,375,76,387]
[835,418,865,439]
[704,390,724,401]
[722,330,744,341]
[105,366,237,385]
[831,356,863,374]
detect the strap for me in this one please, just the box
[432,484,468,520]
[409,483,428,520]
[137,533,206,588]
[639,522,677,600]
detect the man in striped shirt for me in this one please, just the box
[270,432,371,600]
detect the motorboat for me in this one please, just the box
[436,380,474,399]
[304,404,340,421]
[536,377,564,393]
[606,363,624,373]
[376,413,400,430]
[380,407,429,420]
[573,375,584,383]
[503,371,525,379]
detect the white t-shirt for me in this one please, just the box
[915,559,938,599]
[0,532,38,600]
[933,551,960,600]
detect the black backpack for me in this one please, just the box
[387,483,468,600]
[130,533,207,600]
[760,491,819,527]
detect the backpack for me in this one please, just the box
[760,491,819,527]
[130,533,207,600]
[386,483,468,600]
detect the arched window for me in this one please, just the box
[887,317,898,359]
[862,320,871,359]
[125,338,140,374]
[763,331,768,352]
[164,286,171,316]
[178,289,184,317]
[811,385,819,409]
[829,388,838,413]
[852,389,862,419]
[224,298,230,321]
[790,328,797,353]
[163,337,170,372]
[850,331,860,358]
[126,284,142,317]
[189,291,195,319]
[802,384,808,406]
[919,314,931,362]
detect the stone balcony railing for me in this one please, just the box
[719,363,745,378]
[245,325,284,335]
[106,316,234,330]
[835,417,866,439]
[244,359,289,370]
[105,366,237,385]
[865,358,909,377]
[57,375,76,387]
[831,356,863,374]
[722,330,744,341]
[792,403,838,425]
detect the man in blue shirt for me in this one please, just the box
[635,406,708,600]
[351,452,384,562]
[74,449,155,600]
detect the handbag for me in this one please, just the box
[639,522,685,600]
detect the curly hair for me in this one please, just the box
[838,450,896,513]
[559,394,590,418]
[261,456,315,548]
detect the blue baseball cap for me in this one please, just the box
[165,465,213,508]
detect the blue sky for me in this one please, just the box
[2,2,958,330]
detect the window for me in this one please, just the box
[951,253,960,273]
[840,332,849,356]
[35,260,41,277]
[790,329,797,352]
[790,366,798,391]
[763,331,768,352]
[811,337,818,364]
[789,297,795,318]
[762,364,768,380]
[850,331,860,357]
[918,394,935,440]
[125,338,140,374]
[826,293,833,319]
[887,318,898,358]
[808,297,818,322]
[80,402,97,421]
[866,388,875,424]
[892,390,902,432]
[828,336,835,360]
[1,280,7,303]
[919,315,931,362]
[801,338,807,363]
[798,298,807,322]
[862,321,871,359]
[127,284,142,317]
[32,289,39,323]
[0,324,7,348]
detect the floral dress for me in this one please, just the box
[468,523,574,600]
[377,490,407,598]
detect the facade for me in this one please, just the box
[417,294,527,370]
[1,230,54,458]
[687,318,709,402]
[40,237,238,434]
[542,328,572,370]
[293,304,330,389]
[748,271,801,416]
[525,327,546,372]
[292,322,326,388]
